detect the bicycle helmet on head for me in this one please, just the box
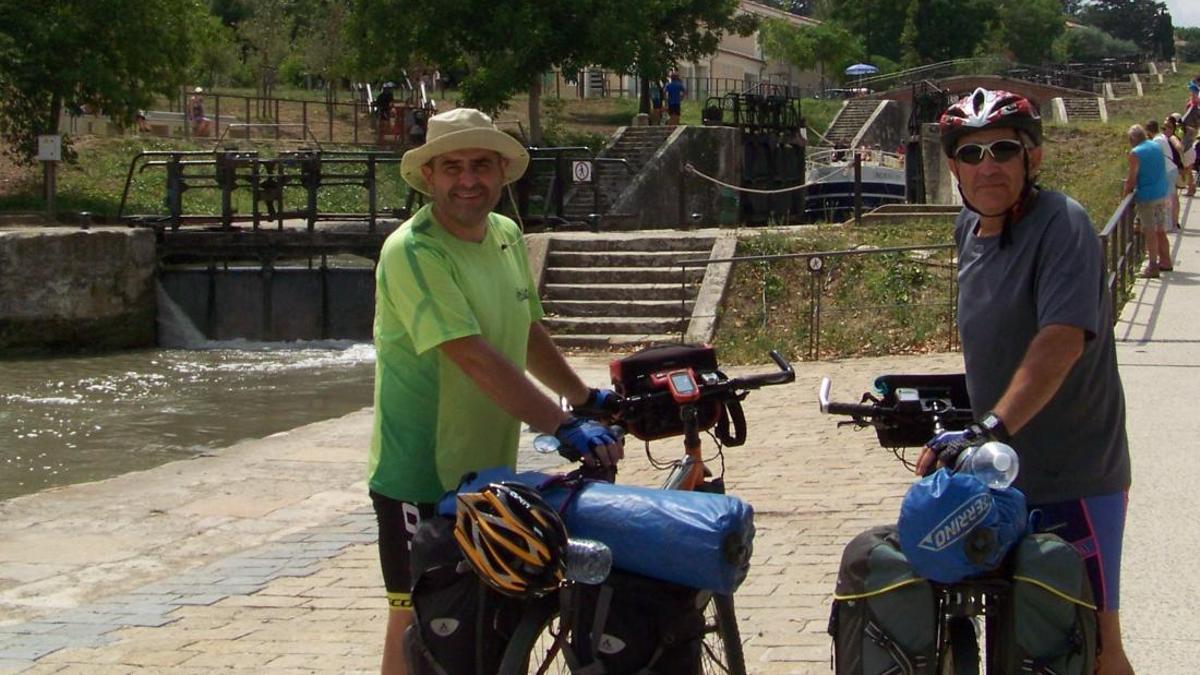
[939,88,1042,159]
[453,482,568,598]
[939,88,1044,247]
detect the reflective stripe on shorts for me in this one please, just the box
[388,591,414,612]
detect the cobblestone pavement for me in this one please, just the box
[0,353,964,674]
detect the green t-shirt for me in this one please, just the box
[368,206,544,502]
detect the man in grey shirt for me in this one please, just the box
[916,89,1133,675]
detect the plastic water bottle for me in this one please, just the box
[564,538,613,585]
[954,441,1020,489]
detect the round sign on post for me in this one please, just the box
[807,256,824,272]
[572,160,593,183]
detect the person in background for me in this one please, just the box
[370,108,623,675]
[649,79,664,125]
[1125,124,1172,277]
[1147,119,1183,229]
[188,87,209,137]
[664,70,687,126]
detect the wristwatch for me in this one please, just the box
[978,411,1011,442]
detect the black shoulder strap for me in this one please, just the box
[715,399,747,448]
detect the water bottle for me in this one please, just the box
[954,441,1019,489]
[563,538,613,585]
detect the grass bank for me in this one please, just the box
[715,63,1199,364]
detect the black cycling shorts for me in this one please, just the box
[668,103,682,116]
[370,490,436,612]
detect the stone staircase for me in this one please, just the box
[1110,81,1137,98]
[1062,97,1103,122]
[541,234,716,349]
[562,126,676,223]
[823,99,881,147]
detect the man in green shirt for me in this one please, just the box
[370,107,623,675]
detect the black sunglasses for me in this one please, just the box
[954,139,1026,165]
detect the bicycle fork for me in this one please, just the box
[663,406,706,491]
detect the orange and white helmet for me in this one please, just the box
[453,482,568,598]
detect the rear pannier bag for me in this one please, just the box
[993,533,1097,675]
[567,569,705,675]
[405,517,521,675]
[828,525,938,674]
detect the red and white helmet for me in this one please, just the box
[939,88,1042,158]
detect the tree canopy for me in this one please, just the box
[348,0,753,143]
[1079,0,1175,58]
[759,18,863,83]
[0,0,199,164]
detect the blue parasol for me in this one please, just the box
[844,63,879,76]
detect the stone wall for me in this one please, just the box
[608,126,741,229]
[0,228,157,352]
[920,123,962,206]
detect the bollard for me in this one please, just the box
[78,211,91,230]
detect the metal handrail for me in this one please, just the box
[1097,191,1142,322]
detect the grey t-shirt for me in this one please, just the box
[955,190,1131,504]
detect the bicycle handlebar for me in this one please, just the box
[818,376,974,449]
[620,350,795,411]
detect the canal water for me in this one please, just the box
[0,342,377,502]
[1,289,377,502]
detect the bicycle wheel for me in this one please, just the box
[699,593,747,675]
[939,617,980,675]
[498,603,572,675]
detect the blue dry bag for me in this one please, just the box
[897,469,1026,583]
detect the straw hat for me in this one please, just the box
[194,86,203,94]
[400,108,529,195]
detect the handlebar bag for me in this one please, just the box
[610,343,746,446]
[404,516,522,675]
[898,469,1027,584]
[992,533,1097,675]
[542,480,755,594]
[828,525,938,674]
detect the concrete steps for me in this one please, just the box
[823,99,880,146]
[540,233,716,350]
[561,127,676,222]
[1062,97,1103,121]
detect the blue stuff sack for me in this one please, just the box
[898,469,1026,583]
[542,481,755,594]
[434,466,755,594]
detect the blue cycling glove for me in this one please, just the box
[926,421,991,469]
[554,416,618,462]
[572,388,622,417]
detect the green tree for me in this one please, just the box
[587,1,758,117]
[238,0,294,113]
[191,10,241,87]
[1079,0,1173,56]
[900,0,1000,67]
[348,0,753,145]
[759,18,864,87]
[1053,24,1140,61]
[830,0,912,63]
[0,0,197,164]
[997,0,1067,63]
[297,0,353,103]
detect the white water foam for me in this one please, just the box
[155,283,208,349]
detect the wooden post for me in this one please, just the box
[853,154,863,226]
[44,161,56,221]
[37,135,62,221]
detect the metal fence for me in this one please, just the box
[678,243,959,361]
[1098,192,1143,320]
[673,192,1143,361]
